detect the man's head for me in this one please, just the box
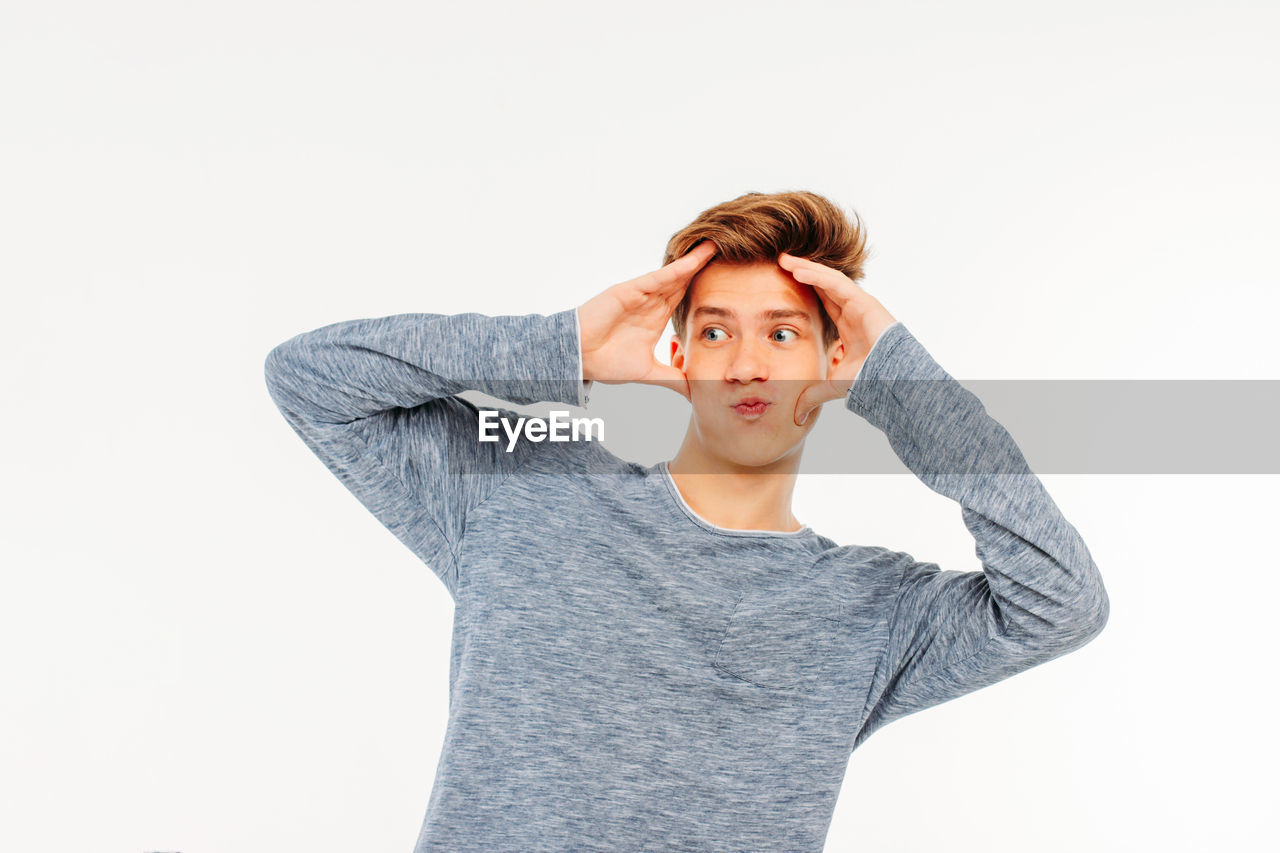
[665,190,871,469]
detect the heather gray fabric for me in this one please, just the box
[263,307,1109,852]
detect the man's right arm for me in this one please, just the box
[263,308,590,598]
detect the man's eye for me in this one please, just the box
[772,329,798,342]
[702,328,726,341]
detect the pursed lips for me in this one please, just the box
[731,398,771,417]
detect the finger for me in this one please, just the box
[787,266,848,331]
[778,252,855,290]
[811,281,845,324]
[649,240,718,297]
[779,254,866,324]
[778,251,830,273]
[778,251,842,272]
[682,238,718,266]
[778,254,846,295]
[646,361,691,400]
[663,240,718,294]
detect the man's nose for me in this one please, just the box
[725,338,770,384]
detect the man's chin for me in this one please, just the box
[700,440,803,473]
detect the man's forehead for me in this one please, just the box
[690,304,813,324]
[687,262,819,319]
[693,259,810,290]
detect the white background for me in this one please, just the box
[3,1,1277,851]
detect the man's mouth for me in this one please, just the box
[731,398,771,417]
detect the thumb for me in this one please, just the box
[794,391,821,427]
[646,361,691,401]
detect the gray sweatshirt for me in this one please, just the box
[263,307,1109,852]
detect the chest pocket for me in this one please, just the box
[713,597,847,694]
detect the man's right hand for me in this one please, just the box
[577,239,718,401]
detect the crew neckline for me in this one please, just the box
[656,460,815,539]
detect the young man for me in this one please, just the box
[264,191,1109,852]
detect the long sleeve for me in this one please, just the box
[852,320,901,384]
[263,306,591,599]
[845,322,1110,749]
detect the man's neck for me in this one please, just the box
[665,440,805,534]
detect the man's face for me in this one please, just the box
[669,260,844,469]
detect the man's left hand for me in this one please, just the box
[778,252,899,427]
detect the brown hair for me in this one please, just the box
[664,190,871,351]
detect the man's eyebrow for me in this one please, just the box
[691,306,812,324]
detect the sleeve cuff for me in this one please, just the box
[845,321,952,433]
[573,305,593,408]
[852,320,903,385]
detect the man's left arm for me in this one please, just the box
[844,322,1110,750]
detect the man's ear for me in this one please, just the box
[825,337,847,376]
[670,334,686,371]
